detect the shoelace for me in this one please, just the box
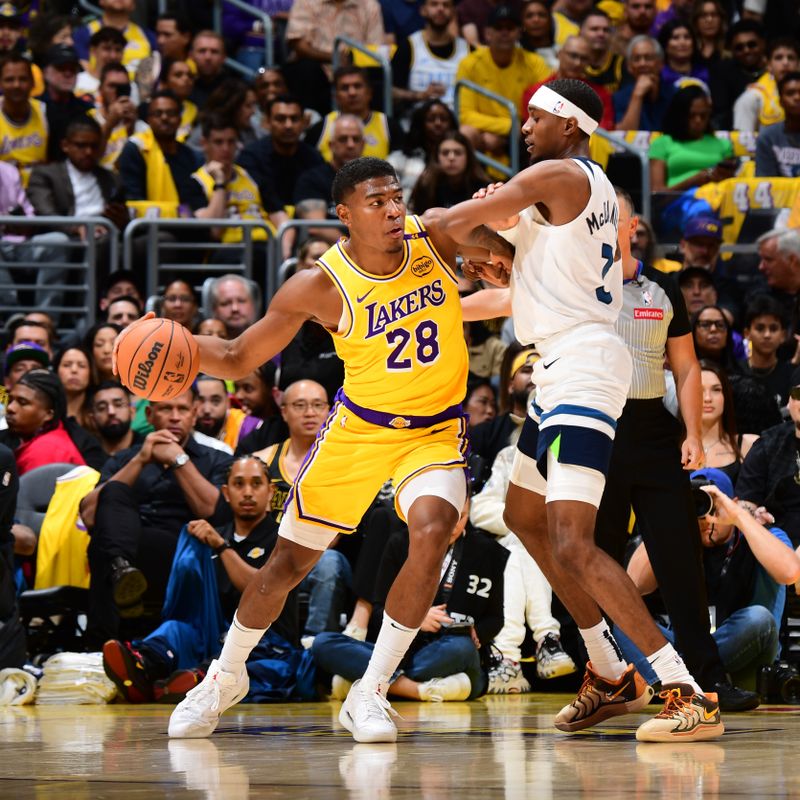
[654,688,691,719]
[184,673,223,712]
[359,686,398,722]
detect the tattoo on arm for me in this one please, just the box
[463,225,515,258]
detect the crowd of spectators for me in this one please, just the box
[1,0,800,709]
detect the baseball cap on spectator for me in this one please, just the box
[0,3,23,23]
[683,214,723,242]
[45,44,81,68]
[689,467,734,499]
[487,5,521,27]
[4,342,50,371]
[677,265,715,284]
[510,348,539,376]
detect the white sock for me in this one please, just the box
[217,612,267,675]
[362,612,419,693]
[579,619,627,681]
[647,643,702,694]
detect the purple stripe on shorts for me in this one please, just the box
[335,388,463,430]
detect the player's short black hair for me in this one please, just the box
[743,294,787,329]
[545,78,604,135]
[332,157,398,205]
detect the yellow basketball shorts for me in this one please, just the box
[284,400,469,535]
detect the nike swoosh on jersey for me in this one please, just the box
[428,426,448,436]
[356,288,375,303]
[542,357,561,370]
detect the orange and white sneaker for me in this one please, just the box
[636,684,724,742]
[554,662,654,732]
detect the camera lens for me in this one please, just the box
[780,670,800,704]
[690,478,715,518]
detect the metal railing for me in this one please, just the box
[453,80,519,178]
[595,129,652,223]
[122,218,273,298]
[0,216,119,331]
[213,0,275,74]
[270,219,345,299]
[333,36,393,119]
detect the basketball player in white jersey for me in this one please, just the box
[441,78,724,742]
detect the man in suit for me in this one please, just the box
[27,115,128,289]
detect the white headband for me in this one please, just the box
[529,85,599,136]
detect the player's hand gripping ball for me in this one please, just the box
[115,316,199,401]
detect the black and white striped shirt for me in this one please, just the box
[616,263,691,400]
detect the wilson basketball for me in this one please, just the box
[116,318,199,402]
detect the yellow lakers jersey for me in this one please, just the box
[0,99,48,185]
[87,19,152,75]
[318,111,390,163]
[316,214,468,417]
[191,164,272,242]
[696,176,800,256]
[176,100,198,143]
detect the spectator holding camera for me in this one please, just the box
[649,85,735,191]
[621,468,800,691]
[89,62,147,168]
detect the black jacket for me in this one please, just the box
[370,525,508,657]
[736,421,800,546]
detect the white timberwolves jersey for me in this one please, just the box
[506,158,622,344]
[408,30,469,107]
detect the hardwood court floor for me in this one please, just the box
[1,695,799,798]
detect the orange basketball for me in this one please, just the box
[116,318,199,402]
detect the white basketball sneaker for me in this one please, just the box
[417,672,472,702]
[339,679,398,743]
[168,659,249,738]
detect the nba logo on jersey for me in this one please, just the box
[641,289,653,307]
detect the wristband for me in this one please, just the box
[212,182,227,192]
[214,541,230,555]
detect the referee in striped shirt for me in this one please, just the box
[594,188,758,711]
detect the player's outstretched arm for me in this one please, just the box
[461,287,512,321]
[196,268,341,380]
[422,206,515,262]
[438,161,581,242]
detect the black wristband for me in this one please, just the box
[212,182,226,191]
[213,541,230,555]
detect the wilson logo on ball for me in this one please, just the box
[132,341,165,391]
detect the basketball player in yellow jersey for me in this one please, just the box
[150,157,515,742]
